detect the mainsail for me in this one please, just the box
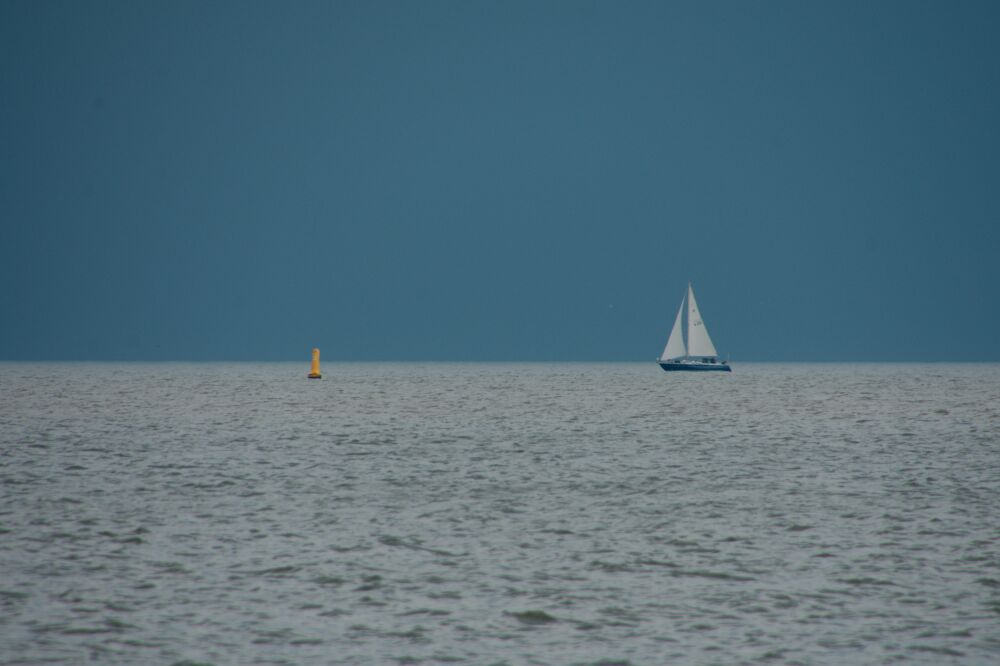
[686,283,718,357]
[660,299,686,360]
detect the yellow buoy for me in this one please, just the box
[307,348,322,379]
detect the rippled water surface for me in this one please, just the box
[2,362,999,665]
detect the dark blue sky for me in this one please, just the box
[2,1,998,361]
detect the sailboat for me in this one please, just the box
[658,283,731,372]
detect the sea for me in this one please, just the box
[1,362,998,665]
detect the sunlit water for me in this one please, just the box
[1,362,999,665]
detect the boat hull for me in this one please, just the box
[659,361,731,372]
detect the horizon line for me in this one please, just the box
[1,359,998,364]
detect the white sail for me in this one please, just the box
[686,283,718,357]
[660,297,686,360]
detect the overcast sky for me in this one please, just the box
[2,1,998,360]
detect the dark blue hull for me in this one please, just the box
[659,362,731,372]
